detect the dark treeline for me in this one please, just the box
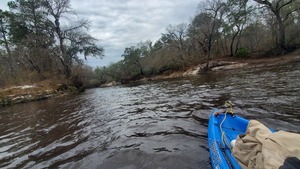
[1,0,300,88]
[95,0,300,84]
[0,0,104,88]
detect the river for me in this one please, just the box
[0,62,299,169]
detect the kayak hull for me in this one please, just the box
[208,109,249,169]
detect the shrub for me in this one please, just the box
[236,48,250,58]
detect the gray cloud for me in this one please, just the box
[71,0,200,67]
[0,0,200,67]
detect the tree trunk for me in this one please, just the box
[2,37,11,58]
[0,25,11,58]
[253,0,291,52]
[230,31,239,57]
[27,58,41,73]
[55,17,71,78]
[0,25,14,71]
[179,53,185,69]
[57,55,71,78]
[206,50,211,70]
[276,13,286,51]
[235,25,244,55]
[134,61,144,76]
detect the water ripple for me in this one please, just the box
[0,63,299,168]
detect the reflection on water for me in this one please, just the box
[0,63,299,169]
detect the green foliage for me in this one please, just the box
[67,32,104,64]
[57,84,79,94]
[236,48,250,58]
[121,46,144,77]
[0,0,104,88]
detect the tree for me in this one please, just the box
[161,23,187,68]
[43,0,104,78]
[188,0,225,70]
[8,0,54,48]
[253,0,300,51]
[188,13,213,57]
[0,10,12,58]
[0,10,15,74]
[122,46,144,77]
[5,11,29,45]
[0,9,14,81]
[137,40,152,58]
[224,0,252,57]
[0,0,105,87]
[43,0,73,77]
[203,0,226,69]
[7,0,56,74]
[66,30,104,63]
[241,21,269,51]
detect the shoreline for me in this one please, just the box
[2,53,300,106]
[0,84,79,107]
[147,52,300,81]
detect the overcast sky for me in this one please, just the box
[0,0,200,67]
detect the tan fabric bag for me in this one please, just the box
[232,120,300,169]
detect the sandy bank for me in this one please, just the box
[150,53,300,80]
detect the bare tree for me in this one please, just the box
[0,10,16,79]
[188,0,225,70]
[43,0,73,77]
[44,0,104,78]
[161,23,187,68]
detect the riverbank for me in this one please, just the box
[0,84,80,107]
[2,51,300,106]
[149,51,300,80]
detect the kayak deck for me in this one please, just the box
[208,109,249,169]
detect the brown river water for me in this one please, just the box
[0,62,299,169]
